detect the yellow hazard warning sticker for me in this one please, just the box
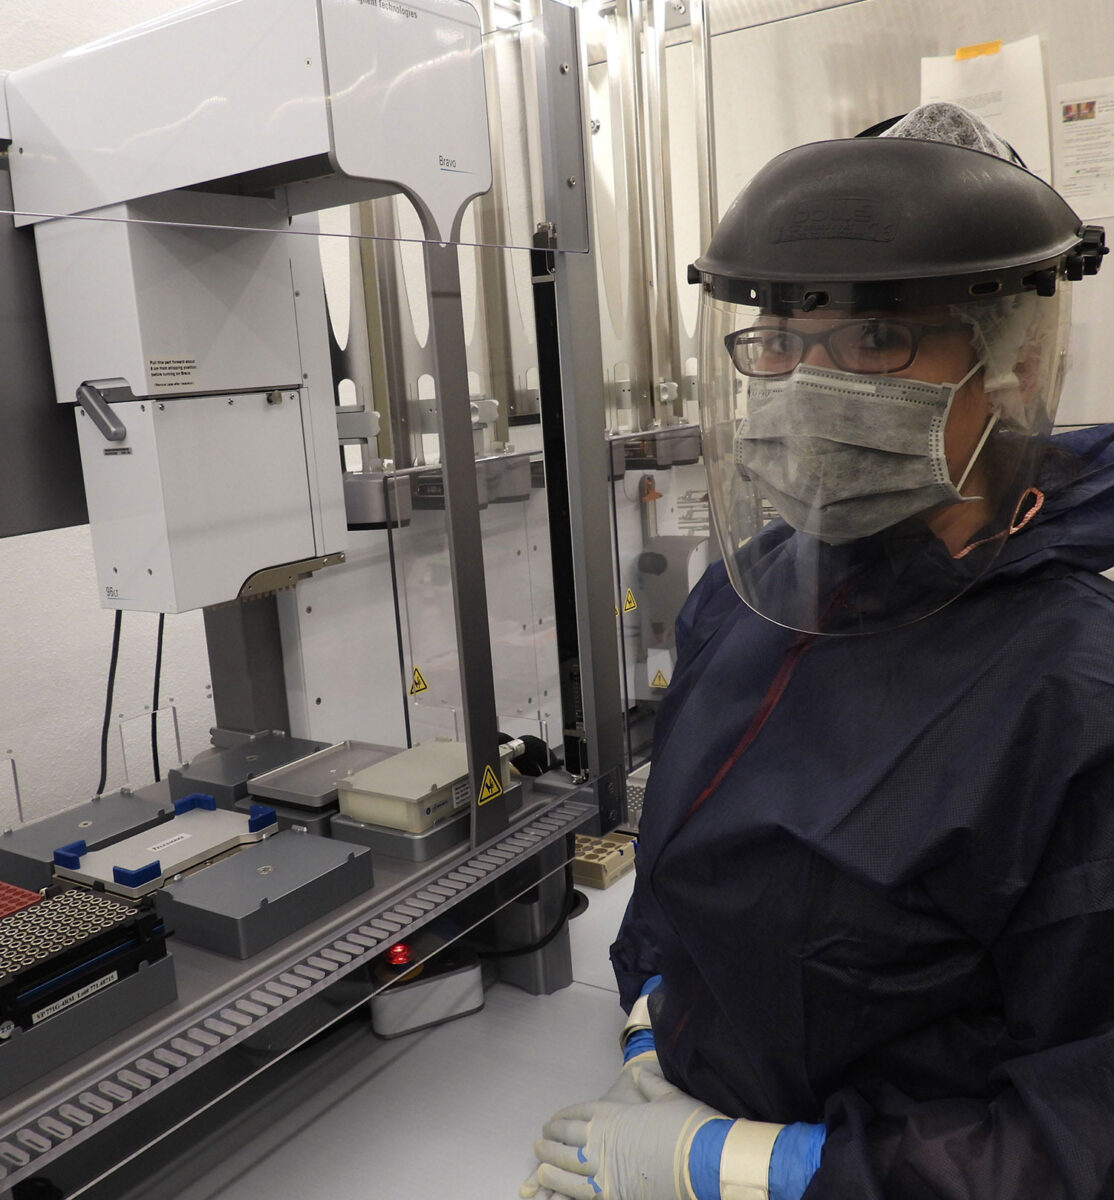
[409,667,429,695]
[478,764,503,804]
[623,588,638,612]
[650,670,670,689]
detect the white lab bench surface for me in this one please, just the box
[176,872,637,1200]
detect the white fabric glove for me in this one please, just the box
[525,1067,719,1200]
[600,1047,666,1104]
[520,1049,666,1198]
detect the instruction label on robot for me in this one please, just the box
[478,764,502,804]
[147,357,198,388]
[623,589,638,612]
[409,667,429,695]
[651,670,670,689]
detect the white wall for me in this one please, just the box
[1,0,216,827]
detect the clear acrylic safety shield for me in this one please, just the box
[697,291,1073,634]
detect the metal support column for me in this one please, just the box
[644,0,681,392]
[690,0,719,250]
[533,0,625,828]
[202,597,290,736]
[423,240,511,844]
[531,228,586,780]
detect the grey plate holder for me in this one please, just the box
[246,742,403,809]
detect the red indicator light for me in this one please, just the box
[386,943,412,967]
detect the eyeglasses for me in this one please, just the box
[724,318,970,377]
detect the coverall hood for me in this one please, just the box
[986,423,1114,578]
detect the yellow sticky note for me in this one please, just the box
[955,39,1002,61]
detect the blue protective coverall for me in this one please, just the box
[611,426,1114,1198]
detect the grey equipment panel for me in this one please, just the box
[52,806,277,898]
[235,794,338,838]
[330,809,471,862]
[0,157,88,538]
[157,830,374,958]
[246,740,403,808]
[370,957,484,1038]
[0,954,177,1101]
[168,734,332,808]
[0,791,172,891]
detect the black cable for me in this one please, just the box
[151,613,165,783]
[96,610,123,797]
[477,878,579,960]
[384,483,413,748]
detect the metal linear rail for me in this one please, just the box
[0,793,593,1193]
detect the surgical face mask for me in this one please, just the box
[734,360,992,544]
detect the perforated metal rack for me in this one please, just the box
[0,792,594,1193]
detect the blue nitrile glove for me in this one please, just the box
[768,1122,826,1200]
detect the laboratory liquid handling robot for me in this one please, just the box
[0,0,624,1192]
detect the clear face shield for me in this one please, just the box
[698,290,1072,633]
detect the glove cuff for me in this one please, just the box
[719,1118,785,1200]
[768,1123,826,1200]
[620,991,654,1049]
[687,1118,732,1200]
[622,1029,657,1062]
[676,1109,724,1200]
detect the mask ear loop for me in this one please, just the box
[955,409,1000,496]
[945,358,996,499]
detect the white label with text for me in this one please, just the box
[32,972,120,1025]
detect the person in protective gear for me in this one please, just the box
[523,102,1114,1199]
